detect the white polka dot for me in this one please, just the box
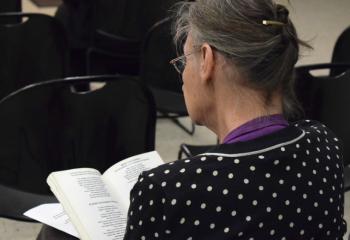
[265,173,271,178]
[149,184,154,189]
[278,214,283,220]
[148,173,154,177]
[231,210,237,216]
[176,182,181,188]
[171,199,177,205]
[207,186,213,192]
[200,203,206,209]
[196,168,202,174]
[228,173,234,179]
[285,200,290,206]
[194,220,200,226]
[141,236,145,240]
[224,227,230,233]
[266,207,272,212]
[238,194,244,199]
[154,232,159,238]
[296,208,301,213]
[250,166,256,171]
[210,223,215,229]
[259,185,264,191]
[223,189,229,195]
[234,159,240,164]
[308,216,312,221]
[300,229,305,235]
[289,222,294,228]
[139,220,143,225]
[297,173,302,178]
[244,179,249,184]
[217,156,223,161]
[308,181,313,186]
[272,192,278,198]
[163,215,166,221]
[281,147,286,152]
[164,169,170,174]
[186,200,191,206]
[270,229,275,235]
[162,198,166,204]
[216,206,222,212]
[324,210,329,215]
[180,168,186,173]
[139,205,143,210]
[246,216,252,221]
[212,170,218,176]
[285,166,291,171]
[191,184,197,189]
[303,194,308,199]
[274,160,280,165]
[165,230,171,234]
[318,223,323,229]
[185,159,190,163]
[291,185,296,191]
[293,154,297,159]
[129,225,133,230]
[252,200,258,206]
[180,218,185,224]
[279,179,284,185]
[238,232,244,236]
[259,222,264,228]
[296,144,300,148]
[161,182,167,187]
[138,191,142,196]
[150,217,155,222]
[258,155,265,159]
[201,156,206,161]
[302,162,307,167]
[149,200,154,205]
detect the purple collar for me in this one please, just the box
[223,114,289,144]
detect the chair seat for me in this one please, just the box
[150,87,188,116]
[0,184,57,222]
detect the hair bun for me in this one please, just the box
[276,4,289,23]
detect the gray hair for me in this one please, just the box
[172,0,311,119]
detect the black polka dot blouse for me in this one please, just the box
[123,120,347,240]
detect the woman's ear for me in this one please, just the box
[199,43,215,84]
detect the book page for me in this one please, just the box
[23,203,79,238]
[48,168,127,240]
[102,151,164,212]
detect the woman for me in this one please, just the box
[123,0,347,239]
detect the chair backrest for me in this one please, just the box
[0,75,156,194]
[0,0,21,13]
[295,64,350,166]
[331,26,350,76]
[0,13,69,99]
[141,17,182,93]
[92,0,180,40]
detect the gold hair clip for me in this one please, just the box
[262,20,285,26]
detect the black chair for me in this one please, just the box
[0,75,156,221]
[295,63,350,192]
[141,17,195,135]
[0,0,21,13]
[0,13,69,99]
[330,26,350,76]
[85,0,182,75]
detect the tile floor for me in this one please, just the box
[0,0,349,239]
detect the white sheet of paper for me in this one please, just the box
[24,203,79,238]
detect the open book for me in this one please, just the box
[29,151,164,240]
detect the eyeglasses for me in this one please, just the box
[169,51,198,74]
